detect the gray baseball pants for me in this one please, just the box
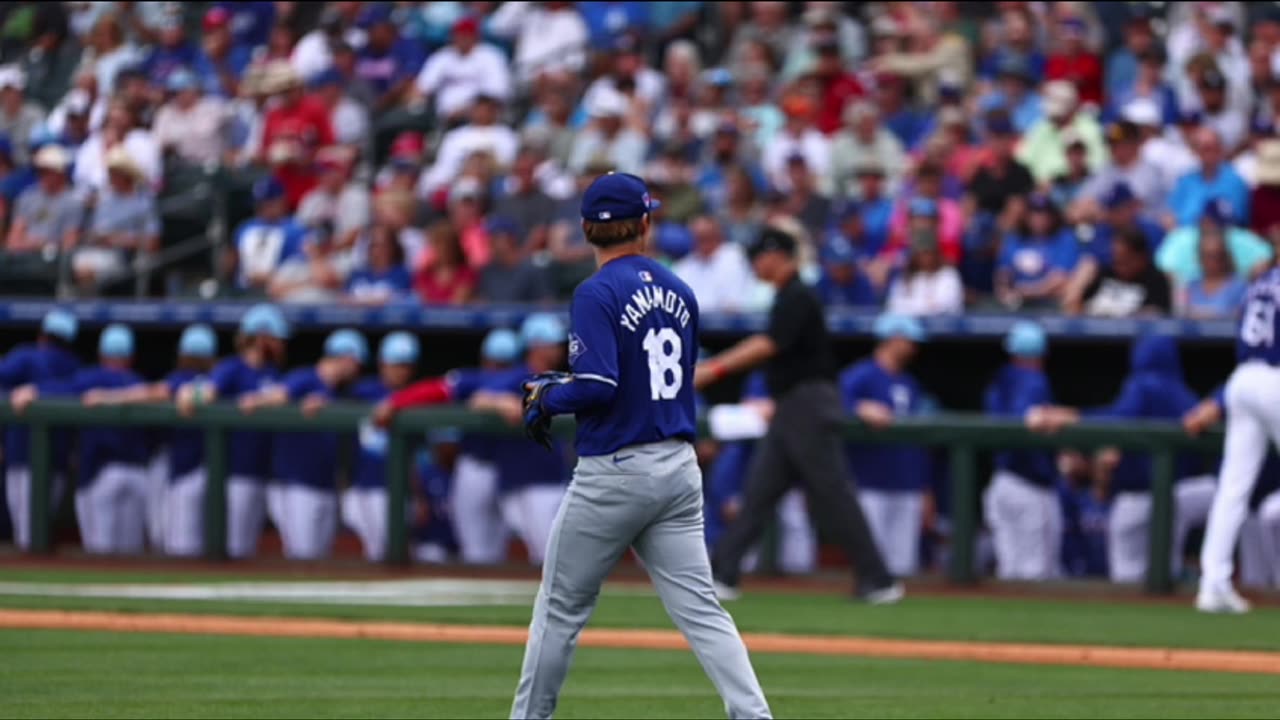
[510,439,771,719]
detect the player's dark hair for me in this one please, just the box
[583,218,646,248]
[177,356,215,373]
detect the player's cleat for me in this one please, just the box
[713,578,741,602]
[858,580,905,606]
[1195,585,1251,614]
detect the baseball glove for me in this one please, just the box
[523,371,573,449]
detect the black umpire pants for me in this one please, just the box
[712,380,893,591]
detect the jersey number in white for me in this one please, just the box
[643,328,683,401]
[1242,299,1276,348]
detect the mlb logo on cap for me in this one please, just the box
[580,173,662,221]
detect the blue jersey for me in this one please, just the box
[1085,336,1202,492]
[271,368,348,489]
[165,369,207,480]
[1236,265,1280,366]
[42,366,149,485]
[0,343,80,468]
[985,364,1058,486]
[547,254,699,457]
[412,450,456,551]
[446,367,515,461]
[209,356,279,478]
[839,359,930,492]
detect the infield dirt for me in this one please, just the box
[3,608,1278,676]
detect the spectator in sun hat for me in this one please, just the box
[1017,80,1108,185]
[1231,117,1279,189]
[1125,100,1198,191]
[191,6,252,98]
[1167,126,1250,229]
[0,65,44,164]
[71,145,159,291]
[308,68,368,147]
[411,15,511,125]
[1157,196,1273,287]
[260,61,335,162]
[5,144,83,256]
[831,100,907,199]
[152,68,231,167]
[230,176,310,294]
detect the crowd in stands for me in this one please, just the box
[0,2,1278,317]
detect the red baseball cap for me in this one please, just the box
[203,7,231,32]
[452,16,480,36]
[389,131,424,160]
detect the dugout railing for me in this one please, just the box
[0,399,1225,595]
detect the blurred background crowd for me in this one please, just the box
[1,1,1280,320]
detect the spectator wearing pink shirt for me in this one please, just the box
[885,163,964,264]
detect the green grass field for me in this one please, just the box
[3,566,1279,718]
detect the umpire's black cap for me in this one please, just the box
[747,227,798,260]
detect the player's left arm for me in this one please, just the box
[1183,386,1226,436]
[538,286,619,416]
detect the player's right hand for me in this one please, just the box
[371,400,396,428]
[1182,400,1223,436]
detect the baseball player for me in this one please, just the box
[12,325,148,554]
[511,173,770,719]
[83,324,218,556]
[695,226,898,604]
[241,328,368,560]
[1191,262,1280,612]
[344,332,421,562]
[1031,335,1217,583]
[467,314,571,565]
[448,328,523,564]
[839,314,932,578]
[984,321,1062,580]
[1184,390,1280,590]
[1,309,80,549]
[175,304,289,558]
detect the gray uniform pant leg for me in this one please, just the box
[633,451,772,720]
[511,441,771,720]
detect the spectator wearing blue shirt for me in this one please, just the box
[1103,46,1180,127]
[192,7,252,98]
[1,309,80,549]
[995,194,1080,310]
[977,53,1043,133]
[141,19,198,88]
[815,235,879,308]
[214,1,276,53]
[231,177,309,294]
[345,227,413,305]
[13,325,148,555]
[840,314,931,576]
[240,329,369,560]
[1068,183,1166,302]
[578,2,651,51]
[1176,229,1249,318]
[853,161,894,250]
[1168,127,1251,228]
[984,321,1062,581]
[356,4,428,111]
[978,8,1045,84]
[1104,14,1158,103]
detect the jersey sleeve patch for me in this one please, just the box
[568,332,587,364]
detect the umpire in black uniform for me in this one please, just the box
[694,226,901,603]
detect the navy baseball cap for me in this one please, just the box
[253,176,285,203]
[1103,182,1137,209]
[580,173,661,222]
